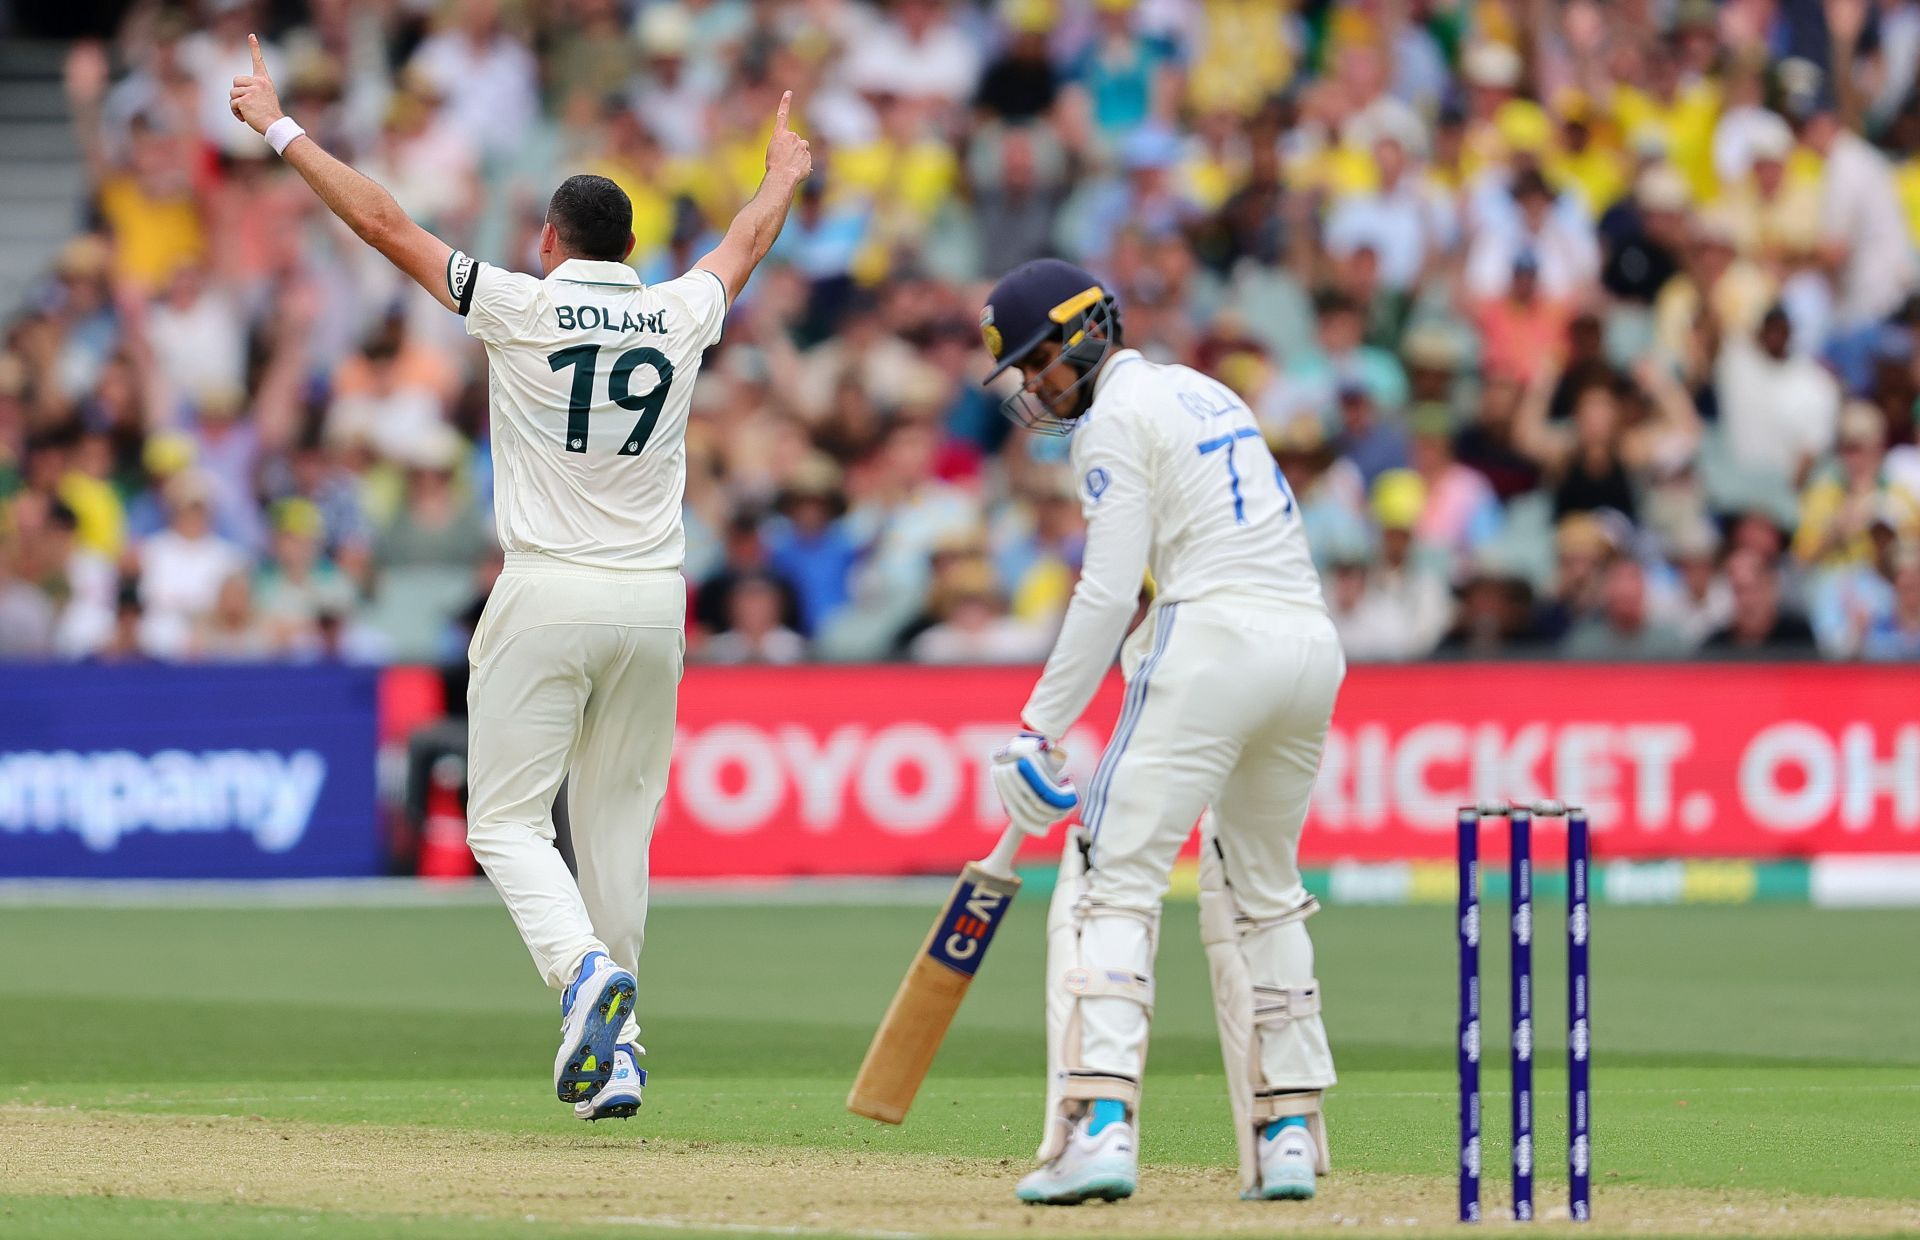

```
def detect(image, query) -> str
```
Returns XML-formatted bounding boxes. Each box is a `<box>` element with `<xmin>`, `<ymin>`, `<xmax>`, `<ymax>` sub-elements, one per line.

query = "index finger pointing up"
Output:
<box><xmin>249</xmin><ymin>33</ymin><xmax>267</xmax><ymax>76</ymax></box>
<box><xmin>775</xmin><ymin>90</ymin><xmax>792</xmax><ymax>132</ymax></box>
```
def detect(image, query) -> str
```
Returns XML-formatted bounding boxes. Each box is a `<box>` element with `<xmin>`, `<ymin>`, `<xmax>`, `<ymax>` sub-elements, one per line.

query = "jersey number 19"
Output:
<box><xmin>548</xmin><ymin>345</ymin><xmax>675</xmax><ymax>456</ymax></box>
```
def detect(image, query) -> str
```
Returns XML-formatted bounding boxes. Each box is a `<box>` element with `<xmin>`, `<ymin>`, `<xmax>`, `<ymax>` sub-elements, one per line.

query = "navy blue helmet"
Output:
<box><xmin>980</xmin><ymin>258</ymin><xmax>1123</xmax><ymax>433</ymax></box>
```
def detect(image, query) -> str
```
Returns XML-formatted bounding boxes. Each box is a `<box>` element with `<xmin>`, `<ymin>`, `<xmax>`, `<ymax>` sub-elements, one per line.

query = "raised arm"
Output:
<box><xmin>695</xmin><ymin>91</ymin><xmax>813</xmax><ymax>304</ymax></box>
<box><xmin>229</xmin><ymin>35</ymin><xmax>458</xmax><ymax>313</ymax></box>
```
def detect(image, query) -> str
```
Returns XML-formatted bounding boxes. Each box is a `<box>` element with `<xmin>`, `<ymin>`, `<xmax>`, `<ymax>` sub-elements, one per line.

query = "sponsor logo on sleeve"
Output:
<box><xmin>448</xmin><ymin>251</ymin><xmax>477</xmax><ymax>314</ymax></box>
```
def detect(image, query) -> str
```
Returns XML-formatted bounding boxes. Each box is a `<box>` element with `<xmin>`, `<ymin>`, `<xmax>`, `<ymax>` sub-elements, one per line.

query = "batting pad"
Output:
<box><xmin>1037</xmin><ymin>828</ymin><xmax>1158</xmax><ymax>1163</ymax></box>
<box><xmin>1198</xmin><ymin>831</ymin><xmax>1335</xmax><ymax>1191</ymax></box>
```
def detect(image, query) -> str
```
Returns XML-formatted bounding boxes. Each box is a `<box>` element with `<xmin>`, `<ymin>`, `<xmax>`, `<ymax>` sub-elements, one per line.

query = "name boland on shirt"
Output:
<box><xmin>447</xmin><ymin>252</ymin><xmax>726</xmax><ymax>570</ymax></box>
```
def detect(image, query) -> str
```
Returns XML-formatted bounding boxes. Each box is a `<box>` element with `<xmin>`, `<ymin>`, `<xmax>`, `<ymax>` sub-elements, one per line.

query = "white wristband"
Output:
<box><xmin>264</xmin><ymin>116</ymin><xmax>305</xmax><ymax>156</ymax></box>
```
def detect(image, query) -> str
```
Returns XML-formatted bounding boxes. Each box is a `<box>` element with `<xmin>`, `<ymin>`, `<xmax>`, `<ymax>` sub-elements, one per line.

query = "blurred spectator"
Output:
<box><xmin>1808</xmin><ymin>511</ymin><xmax>1905</xmax><ymax>657</ymax></box>
<box><xmin>1324</xmin><ymin>128</ymin><xmax>1455</xmax><ymax>293</ymax></box>
<box><xmin>1797</xmin><ymin>80</ymin><xmax>1919</xmax><ymax>385</ymax></box>
<box><xmin>1561</xmin><ymin>556</ymin><xmax>1694</xmax><ymax>658</ymax></box>
<box><xmin>1704</xmin><ymin>548</ymin><xmax>1817</xmax><ymax>653</ymax></box>
<box><xmin>1517</xmin><ymin>360</ymin><xmax>1699</xmax><ymax>522</ymax></box>
<box><xmin>407</xmin><ymin>0</ymin><xmax>539</xmax><ymax>162</ymax></box>
<box><xmin>191</xmin><ymin>572</ymin><xmax>280</xmax><ymax>660</ymax></box>
<box><xmin>908</xmin><ymin>556</ymin><xmax>1049</xmax><ymax>663</ymax></box>
<box><xmin>1794</xmin><ymin>404</ymin><xmax>1920</xmax><ymax>567</ymax></box>
<box><xmin>1406</xmin><ymin>404</ymin><xmax>1499</xmax><ymax>570</ymax></box>
<box><xmin>975</xmin><ymin>3</ymin><xmax>1063</xmax><ymax>122</ymax></box>
<box><xmin>137</xmin><ymin>471</ymin><xmax>245</xmax><ymax>658</ymax></box>
<box><xmin>1861</xmin><ymin>544</ymin><xmax>1920</xmax><ymax>659</ymax></box>
<box><xmin>1648</xmin><ymin>522</ymin><xmax>1734</xmax><ymax>646</ymax></box>
<box><xmin>1538</xmin><ymin>512</ymin><xmax>1619</xmax><ymax>640</ymax></box>
<box><xmin>66</xmin><ymin>45</ymin><xmax>205</xmax><ymax>292</ymax></box>
<box><xmin>843</xmin><ymin>0</ymin><xmax>982</xmax><ymax>106</ymax></box>
<box><xmin>1280</xmin><ymin>290</ymin><xmax>1408</xmax><ymax>426</ymax></box>
<box><xmin>1464</xmin><ymin>168</ymin><xmax>1600</xmax><ymax>302</ymax></box>
<box><xmin>764</xmin><ymin>454</ymin><xmax>856</xmax><ymax>637</ymax></box>
<box><xmin>1439</xmin><ymin>555</ymin><xmax>1544</xmax><ymax>656</ymax></box>
<box><xmin>1327</xmin><ymin>471</ymin><xmax>1452</xmax><ymax>661</ymax></box>
<box><xmin>1599</xmin><ymin>164</ymin><xmax>1687</xmax><ymax>307</ymax></box>
<box><xmin>696</xmin><ymin>510</ymin><xmax>800</xmax><ymax>639</ymax></box>
<box><xmin>1454</xmin><ymin>374</ymin><xmax>1541</xmax><ymax>501</ymax></box>
<box><xmin>1061</xmin><ymin>0</ymin><xmax>1176</xmax><ymax>144</ymax></box>
<box><xmin>0</xmin><ymin>539</ymin><xmax>54</xmax><ymax>658</ymax></box>
<box><xmin>1715</xmin><ymin>306</ymin><xmax>1841</xmax><ymax>487</ymax></box>
<box><xmin>255</xmin><ymin>498</ymin><xmax>355</xmax><ymax>635</ymax></box>
<box><xmin>701</xmin><ymin>572</ymin><xmax>807</xmax><ymax>665</ymax></box>
<box><xmin>1329</xmin><ymin>381</ymin><xmax>1410</xmax><ymax>487</ymax></box>
<box><xmin>971</xmin><ymin>125</ymin><xmax>1071</xmax><ymax>276</ymax></box>
<box><xmin>373</xmin><ymin>429</ymin><xmax>490</xmax><ymax>573</ymax></box>
<box><xmin>1473</xmin><ymin>253</ymin><xmax>1573</xmax><ymax>386</ymax></box>
<box><xmin>1652</xmin><ymin>211</ymin><xmax>1777</xmax><ymax>386</ymax></box>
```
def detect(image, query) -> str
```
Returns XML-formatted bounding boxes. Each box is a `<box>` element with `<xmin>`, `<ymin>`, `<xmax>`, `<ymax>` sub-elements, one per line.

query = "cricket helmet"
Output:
<box><xmin>979</xmin><ymin>258</ymin><xmax>1123</xmax><ymax>433</ymax></box>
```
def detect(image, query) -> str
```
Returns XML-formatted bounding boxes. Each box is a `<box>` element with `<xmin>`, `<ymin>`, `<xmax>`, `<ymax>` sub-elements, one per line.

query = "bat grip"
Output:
<box><xmin>977</xmin><ymin>824</ymin><xmax>1025</xmax><ymax>879</ymax></box>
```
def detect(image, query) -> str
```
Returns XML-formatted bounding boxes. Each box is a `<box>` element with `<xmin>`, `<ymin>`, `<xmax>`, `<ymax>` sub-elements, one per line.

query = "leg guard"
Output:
<box><xmin>1038</xmin><ymin>828</ymin><xmax>1159</xmax><ymax>1162</ymax></box>
<box><xmin>1199</xmin><ymin>833</ymin><xmax>1335</xmax><ymax>1193</ymax></box>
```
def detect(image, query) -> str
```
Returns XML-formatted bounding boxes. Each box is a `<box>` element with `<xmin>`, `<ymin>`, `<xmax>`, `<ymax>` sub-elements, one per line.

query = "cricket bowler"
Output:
<box><xmin>230</xmin><ymin>38</ymin><xmax>811</xmax><ymax>1118</ymax></box>
<box><xmin>981</xmin><ymin>259</ymin><xmax>1345</xmax><ymax>1204</ymax></box>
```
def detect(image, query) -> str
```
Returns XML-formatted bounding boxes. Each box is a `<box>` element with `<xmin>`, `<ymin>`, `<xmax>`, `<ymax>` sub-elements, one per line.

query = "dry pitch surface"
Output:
<box><xmin>6</xmin><ymin>1106</ymin><xmax>1919</xmax><ymax>1239</ymax></box>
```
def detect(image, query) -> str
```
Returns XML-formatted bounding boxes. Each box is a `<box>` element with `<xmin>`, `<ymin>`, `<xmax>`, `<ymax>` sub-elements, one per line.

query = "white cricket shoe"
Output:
<box><xmin>574</xmin><ymin>1043</ymin><xmax>647</xmax><ymax>1121</ymax></box>
<box><xmin>1016</xmin><ymin>1116</ymin><xmax>1138</xmax><ymax>1205</ymax></box>
<box><xmin>1250</xmin><ymin>1120</ymin><xmax>1318</xmax><ymax>1200</ymax></box>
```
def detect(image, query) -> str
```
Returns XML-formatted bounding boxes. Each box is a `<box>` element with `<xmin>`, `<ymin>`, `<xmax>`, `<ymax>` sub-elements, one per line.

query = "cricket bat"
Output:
<box><xmin>847</xmin><ymin>826</ymin><xmax>1026</xmax><ymax>1124</ymax></box>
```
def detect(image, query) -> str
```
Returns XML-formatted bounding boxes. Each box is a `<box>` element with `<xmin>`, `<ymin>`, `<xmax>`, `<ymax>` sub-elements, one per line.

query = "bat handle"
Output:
<box><xmin>977</xmin><ymin>824</ymin><xmax>1026</xmax><ymax>879</ymax></box>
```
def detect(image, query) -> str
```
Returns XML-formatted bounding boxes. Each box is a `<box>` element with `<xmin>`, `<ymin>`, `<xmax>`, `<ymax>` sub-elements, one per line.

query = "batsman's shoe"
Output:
<box><xmin>1016</xmin><ymin>1118</ymin><xmax>1137</xmax><ymax>1205</ymax></box>
<box><xmin>555</xmin><ymin>950</ymin><xmax>636</xmax><ymax>1104</ymax></box>
<box><xmin>1249</xmin><ymin>1119</ymin><xmax>1318</xmax><ymax>1201</ymax></box>
<box><xmin>574</xmin><ymin>1042</ymin><xmax>647</xmax><ymax>1121</ymax></box>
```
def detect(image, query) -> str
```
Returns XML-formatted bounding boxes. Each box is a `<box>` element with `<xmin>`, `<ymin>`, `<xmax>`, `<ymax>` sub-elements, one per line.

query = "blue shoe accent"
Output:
<box><xmin>1088</xmin><ymin>1099</ymin><xmax>1127</xmax><ymax>1136</ymax></box>
<box><xmin>1254</xmin><ymin>1115</ymin><xmax>1318</xmax><ymax>1201</ymax></box>
<box><xmin>555</xmin><ymin>952</ymin><xmax>636</xmax><ymax>1104</ymax></box>
<box><xmin>562</xmin><ymin>951</ymin><xmax>612</xmax><ymax>1014</ymax></box>
<box><xmin>578</xmin><ymin>1044</ymin><xmax>647</xmax><ymax>1121</ymax></box>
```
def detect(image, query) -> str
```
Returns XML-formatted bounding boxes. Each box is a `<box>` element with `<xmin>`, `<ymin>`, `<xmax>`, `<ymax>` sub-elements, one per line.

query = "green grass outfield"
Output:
<box><xmin>1</xmin><ymin>893</ymin><xmax>1916</xmax><ymax>1238</ymax></box>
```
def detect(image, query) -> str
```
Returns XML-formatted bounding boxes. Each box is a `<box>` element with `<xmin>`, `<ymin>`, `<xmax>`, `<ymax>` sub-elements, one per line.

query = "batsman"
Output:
<box><xmin>981</xmin><ymin>260</ymin><xmax>1346</xmax><ymax>1205</ymax></box>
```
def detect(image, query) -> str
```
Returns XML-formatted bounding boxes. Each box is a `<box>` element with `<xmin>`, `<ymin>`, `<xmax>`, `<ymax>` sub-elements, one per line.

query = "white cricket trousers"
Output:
<box><xmin>465</xmin><ymin>553</ymin><xmax>684</xmax><ymax>1021</ymax></box>
<box><xmin>1076</xmin><ymin>594</ymin><xmax>1345</xmax><ymax>1088</ymax></box>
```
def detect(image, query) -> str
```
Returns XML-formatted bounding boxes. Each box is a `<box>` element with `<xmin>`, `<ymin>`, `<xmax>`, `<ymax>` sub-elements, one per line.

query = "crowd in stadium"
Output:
<box><xmin>4</xmin><ymin>0</ymin><xmax>1920</xmax><ymax>665</ymax></box>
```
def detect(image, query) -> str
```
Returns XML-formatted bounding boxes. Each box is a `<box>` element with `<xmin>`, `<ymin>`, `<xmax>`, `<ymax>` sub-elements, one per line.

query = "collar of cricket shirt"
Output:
<box><xmin>547</xmin><ymin>258</ymin><xmax>643</xmax><ymax>288</ymax></box>
<box><xmin>1092</xmin><ymin>348</ymin><xmax>1145</xmax><ymax>402</ymax></box>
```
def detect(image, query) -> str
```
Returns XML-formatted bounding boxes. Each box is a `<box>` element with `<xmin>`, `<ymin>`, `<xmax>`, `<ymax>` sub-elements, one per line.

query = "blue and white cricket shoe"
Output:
<box><xmin>574</xmin><ymin>1042</ymin><xmax>647</xmax><ymax>1121</ymax></box>
<box><xmin>1250</xmin><ymin>1119</ymin><xmax>1318</xmax><ymax>1201</ymax></box>
<box><xmin>555</xmin><ymin>950</ymin><xmax>636</xmax><ymax>1104</ymax></box>
<box><xmin>1016</xmin><ymin>1118</ymin><xmax>1137</xmax><ymax>1205</ymax></box>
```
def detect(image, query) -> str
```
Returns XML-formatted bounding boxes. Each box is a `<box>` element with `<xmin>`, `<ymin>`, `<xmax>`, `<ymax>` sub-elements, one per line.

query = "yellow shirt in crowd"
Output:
<box><xmin>97</xmin><ymin>175</ymin><xmax>204</xmax><ymax>290</ymax></box>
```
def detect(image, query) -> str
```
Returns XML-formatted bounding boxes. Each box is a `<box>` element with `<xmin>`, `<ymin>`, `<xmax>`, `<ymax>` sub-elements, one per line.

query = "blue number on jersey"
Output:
<box><xmin>1197</xmin><ymin>427</ymin><xmax>1262</xmax><ymax>524</ymax></box>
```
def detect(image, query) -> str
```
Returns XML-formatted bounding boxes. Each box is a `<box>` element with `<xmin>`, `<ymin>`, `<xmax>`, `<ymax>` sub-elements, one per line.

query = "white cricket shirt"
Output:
<box><xmin>1022</xmin><ymin>349</ymin><xmax>1328</xmax><ymax>739</ymax></box>
<box><xmin>448</xmin><ymin>253</ymin><xmax>726</xmax><ymax>570</ymax></box>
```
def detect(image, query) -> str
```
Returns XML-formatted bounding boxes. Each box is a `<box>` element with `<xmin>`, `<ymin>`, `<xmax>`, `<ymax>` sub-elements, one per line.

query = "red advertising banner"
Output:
<box><xmin>654</xmin><ymin>664</ymin><xmax>1920</xmax><ymax>877</ymax></box>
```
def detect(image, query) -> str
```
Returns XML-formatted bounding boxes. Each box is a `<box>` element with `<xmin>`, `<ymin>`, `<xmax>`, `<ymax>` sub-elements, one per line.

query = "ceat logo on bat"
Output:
<box><xmin>927</xmin><ymin>880</ymin><xmax>1009</xmax><ymax>977</ymax></box>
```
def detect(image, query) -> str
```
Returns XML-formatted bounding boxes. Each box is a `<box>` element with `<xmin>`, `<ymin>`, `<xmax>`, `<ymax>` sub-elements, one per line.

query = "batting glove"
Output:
<box><xmin>990</xmin><ymin>730</ymin><xmax>1078</xmax><ymax>836</ymax></box>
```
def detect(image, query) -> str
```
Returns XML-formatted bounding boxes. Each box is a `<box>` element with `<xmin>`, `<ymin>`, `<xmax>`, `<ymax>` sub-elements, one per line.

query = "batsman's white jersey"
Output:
<box><xmin>450</xmin><ymin>253</ymin><xmax>725</xmax><ymax>1027</ymax></box>
<box><xmin>1021</xmin><ymin>348</ymin><xmax>1327</xmax><ymax>740</ymax></box>
<box><xmin>1027</xmin><ymin>349</ymin><xmax>1344</xmax><ymax>1173</ymax></box>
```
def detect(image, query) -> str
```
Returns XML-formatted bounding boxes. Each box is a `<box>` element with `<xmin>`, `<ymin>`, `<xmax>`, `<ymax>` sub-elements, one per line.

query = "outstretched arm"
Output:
<box><xmin>695</xmin><ymin>91</ymin><xmax>813</xmax><ymax>304</ymax></box>
<box><xmin>230</xmin><ymin>35</ymin><xmax>457</xmax><ymax>313</ymax></box>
